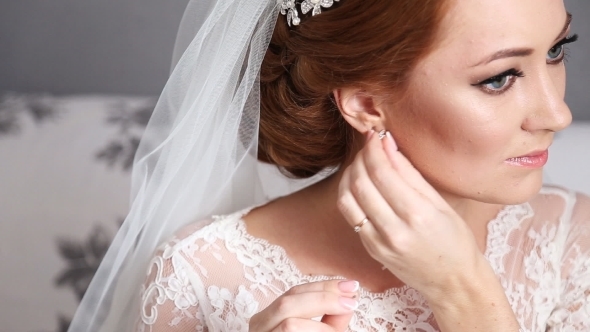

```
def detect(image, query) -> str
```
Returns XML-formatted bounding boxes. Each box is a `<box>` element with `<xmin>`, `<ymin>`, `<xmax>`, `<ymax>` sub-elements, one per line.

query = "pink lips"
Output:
<box><xmin>505</xmin><ymin>150</ymin><xmax>549</xmax><ymax>168</ymax></box>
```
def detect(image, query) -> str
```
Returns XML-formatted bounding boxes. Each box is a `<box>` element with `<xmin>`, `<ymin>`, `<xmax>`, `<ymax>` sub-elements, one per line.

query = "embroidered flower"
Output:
<box><xmin>224</xmin><ymin>312</ymin><xmax>249</xmax><ymax>332</ymax></box>
<box><xmin>397</xmin><ymin>288</ymin><xmax>425</xmax><ymax>308</ymax></box>
<box><xmin>206</xmin><ymin>286</ymin><xmax>256</xmax><ymax>331</ymax></box>
<box><xmin>161</xmin><ymin>255</ymin><xmax>196</xmax><ymax>310</ymax></box>
<box><xmin>234</xmin><ymin>286</ymin><xmax>259</xmax><ymax>318</ymax></box>
<box><xmin>160</xmin><ymin>238</ymin><xmax>179</xmax><ymax>259</ymax></box>
<box><xmin>165</xmin><ymin>273</ymin><xmax>198</xmax><ymax>309</ymax></box>
<box><xmin>208</xmin><ymin>286</ymin><xmax>234</xmax><ymax>309</ymax></box>
<box><xmin>252</xmin><ymin>265</ymin><xmax>274</xmax><ymax>285</ymax></box>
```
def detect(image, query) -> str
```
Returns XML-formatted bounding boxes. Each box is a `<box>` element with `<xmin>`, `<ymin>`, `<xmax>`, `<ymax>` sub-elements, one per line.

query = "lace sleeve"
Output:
<box><xmin>546</xmin><ymin>193</ymin><xmax>590</xmax><ymax>331</ymax></box>
<box><xmin>136</xmin><ymin>240</ymin><xmax>207</xmax><ymax>332</ymax></box>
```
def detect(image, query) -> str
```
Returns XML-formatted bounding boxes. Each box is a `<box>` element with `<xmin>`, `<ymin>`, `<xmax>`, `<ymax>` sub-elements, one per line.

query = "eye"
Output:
<box><xmin>547</xmin><ymin>44</ymin><xmax>565</xmax><ymax>62</ymax></box>
<box><xmin>473</xmin><ymin>68</ymin><xmax>525</xmax><ymax>95</ymax></box>
<box><xmin>547</xmin><ymin>34</ymin><xmax>579</xmax><ymax>64</ymax></box>
<box><xmin>485</xmin><ymin>75</ymin><xmax>510</xmax><ymax>90</ymax></box>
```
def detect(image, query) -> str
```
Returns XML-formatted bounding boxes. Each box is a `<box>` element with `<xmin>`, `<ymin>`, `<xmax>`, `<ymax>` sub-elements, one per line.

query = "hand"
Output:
<box><xmin>337</xmin><ymin>130</ymin><xmax>488</xmax><ymax>302</ymax></box>
<box><xmin>249</xmin><ymin>279</ymin><xmax>358</xmax><ymax>331</ymax></box>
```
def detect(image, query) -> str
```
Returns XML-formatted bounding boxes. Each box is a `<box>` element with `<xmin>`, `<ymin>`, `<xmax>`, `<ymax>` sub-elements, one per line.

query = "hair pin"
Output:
<box><xmin>279</xmin><ymin>0</ymin><xmax>340</xmax><ymax>27</ymax></box>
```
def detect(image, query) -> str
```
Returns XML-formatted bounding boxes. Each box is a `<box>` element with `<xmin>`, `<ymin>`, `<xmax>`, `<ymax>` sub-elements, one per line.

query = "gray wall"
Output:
<box><xmin>564</xmin><ymin>0</ymin><xmax>590</xmax><ymax>121</ymax></box>
<box><xmin>0</xmin><ymin>0</ymin><xmax>190</xmax><ymax>95</ymax></box>
<box><xmin>0</xmin><ymin>0</ymin><xmax>589</xmax><ymax>120</ymax></box>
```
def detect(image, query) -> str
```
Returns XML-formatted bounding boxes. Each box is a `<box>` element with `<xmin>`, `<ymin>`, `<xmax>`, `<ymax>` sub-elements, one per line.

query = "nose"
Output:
<box><xmin>521</xmin><ymin>68</ymin><xmax>572</xmax><ymax>133</ymax></box>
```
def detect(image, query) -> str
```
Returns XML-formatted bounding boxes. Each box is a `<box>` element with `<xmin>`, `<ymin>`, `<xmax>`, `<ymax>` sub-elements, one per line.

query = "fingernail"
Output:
<box><xmin>339</xmin><ymin>296</ymin><xmax>359</xmax><ymax>310</ymax></box>
<box><xmin>338</xmin><ymin>280</ymin><xmax>360</xmax><ymax>292</ymax></box>
<box><xmin>386</xmin><ymin>131</ymin><xmax>398</xmax><ymax>151</ymax></box>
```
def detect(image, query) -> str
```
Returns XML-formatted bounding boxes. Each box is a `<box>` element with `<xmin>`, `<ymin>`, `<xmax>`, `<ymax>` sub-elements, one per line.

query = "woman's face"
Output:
<box><xmin>387</xmin><ymin>0</ymin><xmax>574</xmax><ymax>204</ymax></box>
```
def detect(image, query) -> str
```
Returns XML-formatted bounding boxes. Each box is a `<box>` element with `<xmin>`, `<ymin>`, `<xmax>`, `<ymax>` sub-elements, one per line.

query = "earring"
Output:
<box><xmin>378</xmin><ymin>129</ymin><xmax>387</xmax><ymax>140</ymax></box>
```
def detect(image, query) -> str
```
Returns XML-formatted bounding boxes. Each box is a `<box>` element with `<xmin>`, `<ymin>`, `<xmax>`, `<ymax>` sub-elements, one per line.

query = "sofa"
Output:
<box><xmin>0</xmin><ymin>92</ymin><xmax>588</xmax><ymax>332</ymax></box>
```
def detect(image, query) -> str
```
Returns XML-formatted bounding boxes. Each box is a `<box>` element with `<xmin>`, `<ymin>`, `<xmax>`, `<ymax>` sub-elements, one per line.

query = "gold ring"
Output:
<box><xmin>354</xmin><ymin>217</ymin><xmax>369</xmax><ymax>233</ymax></box>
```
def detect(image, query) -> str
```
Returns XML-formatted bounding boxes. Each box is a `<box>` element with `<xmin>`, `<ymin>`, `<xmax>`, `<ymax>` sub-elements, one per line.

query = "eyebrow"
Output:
<box><xmin>471</xmin><ymin>12</ymin><xmax>573</xmax><ymax>67</ymax></box>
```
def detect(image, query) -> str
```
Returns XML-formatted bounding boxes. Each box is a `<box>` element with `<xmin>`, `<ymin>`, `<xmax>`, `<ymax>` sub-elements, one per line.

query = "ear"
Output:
<box><xmin>333</xmin><ymin>88</ymin><xmax>386</xmax><ymax>134</ymax></box>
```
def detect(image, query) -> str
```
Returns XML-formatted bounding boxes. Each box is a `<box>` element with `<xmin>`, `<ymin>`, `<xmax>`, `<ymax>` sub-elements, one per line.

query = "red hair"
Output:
<box><xmin>259</xmin><ymin>0</ymin><xmax>450</xmax><ymax>178</ymax></box>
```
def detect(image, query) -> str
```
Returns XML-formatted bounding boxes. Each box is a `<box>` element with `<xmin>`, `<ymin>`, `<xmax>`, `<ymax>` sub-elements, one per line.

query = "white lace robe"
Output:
<box><xmin>136</xmin><ymin>186</ymin><xmax>590</xmax><ymax>331</ymax></box>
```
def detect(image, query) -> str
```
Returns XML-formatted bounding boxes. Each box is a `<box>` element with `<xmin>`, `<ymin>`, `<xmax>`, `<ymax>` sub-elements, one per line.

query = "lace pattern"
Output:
<box><xmin>137</xmin><ymin>186</ymin><xmax>590</xmax><ymax>331</ymax></box>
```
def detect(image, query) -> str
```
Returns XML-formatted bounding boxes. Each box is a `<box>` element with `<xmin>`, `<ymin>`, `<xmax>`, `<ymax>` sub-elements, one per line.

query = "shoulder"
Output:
<box><xmin>141</xmin><ymin>208</ymin><xmax>255</xmax><ymax>293</ymax></box>
<box><xmin>569</xmin><ymin>191</ymin><xmax>590</xmax><ymax>227</ymax></box>
<box><xmin>563</xmin><ymin>189</ymin><xmax>590</xmax><ymax>248</ymax></box>
<box><xmin>525</xmin><ymin>185</ymin><xmax>590</xmax><ymax>248</ymax></box>
<box><xmin>535</xmin><ymin>185</ymin><xmax>590</xmax><ymax>222</ymax></box>
<box><xmin>137</xmin><ymin>209</ymin><xmax>253</xmax><ymax>328</ymax></box>
<box><xmin>530</xmin><ymin>190</ymin><xmax>590</xmax><ymax>330</ymax></box>
<box><xmin>153</xmin><ymin>208</ymin><xmax>253</xmax><ymax>259</ymax></box>
<box><xmin>534</xmin><ymin>184</ymin><xmax>590</xmax><ymax>252</ymax></box>
<box><xmin>141</xmin><ymin>208</ymin><xmax>254</xmax><ymax>285</ymax></box>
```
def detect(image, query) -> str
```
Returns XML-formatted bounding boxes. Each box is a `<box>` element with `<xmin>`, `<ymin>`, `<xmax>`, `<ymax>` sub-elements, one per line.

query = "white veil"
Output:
<box><xmin>68</xmin><ymin>0</ymin><xmax>321</xmax><ymax>330</ymax></box>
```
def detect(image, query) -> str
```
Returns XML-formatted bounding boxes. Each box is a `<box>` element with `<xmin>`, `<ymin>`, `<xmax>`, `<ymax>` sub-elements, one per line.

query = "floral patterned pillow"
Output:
<box><xmin>0</xmin><ymin>93</ymin><xmax>155</xmax><ymax>332</ymax></box>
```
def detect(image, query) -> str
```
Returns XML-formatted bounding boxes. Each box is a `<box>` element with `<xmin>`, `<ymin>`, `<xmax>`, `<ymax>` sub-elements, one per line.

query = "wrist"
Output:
<box><xmin>423</xmin><ymin>255</ymin><xmax>497</xmax><ymax>305</ymax></box>
<box><xmin>424</xmin><ymin>258</ymin><xmax>520</xmax><ymax>332</ymax></box>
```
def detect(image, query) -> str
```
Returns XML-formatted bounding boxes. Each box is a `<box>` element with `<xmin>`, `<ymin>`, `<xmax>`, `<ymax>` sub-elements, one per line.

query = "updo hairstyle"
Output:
<box><xmin>258</xmin><ymin>0</ymin><xmax>450</xmax><ymax>178</ymax></box>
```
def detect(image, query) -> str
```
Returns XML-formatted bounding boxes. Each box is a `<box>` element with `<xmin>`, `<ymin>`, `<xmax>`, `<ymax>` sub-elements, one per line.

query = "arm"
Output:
<box><xmin>338</xmin><ymin>131</ymin><xmax>520</xmax><ymax>332</ymax></box>
<box><xmin>427</xmin><ymin>258</ymin><xmax>520</xmax><ymax>332</ymax></box>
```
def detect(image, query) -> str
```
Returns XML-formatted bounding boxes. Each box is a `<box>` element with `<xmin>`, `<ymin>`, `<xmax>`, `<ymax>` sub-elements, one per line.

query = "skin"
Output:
<box><xmin>247</xmin><ymin>0</ymin><xmax>573</xmax><ymax>330</ymax></box>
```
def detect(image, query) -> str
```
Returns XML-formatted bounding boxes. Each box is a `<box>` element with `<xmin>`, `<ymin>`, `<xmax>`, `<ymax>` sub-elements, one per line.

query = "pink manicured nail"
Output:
<box><xmin>386</xmin><ymin>131</ymin><xmax>398</xmax><ymax>151</ymax></box>
<box><xmin>339</xmin><ymin>296</ymin><xmax>359</xmax><ymax>310</ymax></box>
<box><xmin>338</xmin><ymin>280</ymin><xmax>360</xmax><ymax>292</ymax></box>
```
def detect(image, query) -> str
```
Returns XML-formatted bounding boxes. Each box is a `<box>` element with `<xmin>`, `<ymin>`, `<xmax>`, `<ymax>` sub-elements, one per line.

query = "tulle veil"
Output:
<box><xmin>68</xmin><ymin>0</ymin><xmax>322</xmax><ymax>330</ymax></box>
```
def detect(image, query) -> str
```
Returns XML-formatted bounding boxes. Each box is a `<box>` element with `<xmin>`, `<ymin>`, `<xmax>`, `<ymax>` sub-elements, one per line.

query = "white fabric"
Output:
<box><xmin>69</xmin><ymin>0</ymin><xmax>321</xmax><ymax>330</ymax></box>
<box><xmin>137</xmin><ymin>186</ymin><xmax>590</xmax><ymax>331</ymax></box>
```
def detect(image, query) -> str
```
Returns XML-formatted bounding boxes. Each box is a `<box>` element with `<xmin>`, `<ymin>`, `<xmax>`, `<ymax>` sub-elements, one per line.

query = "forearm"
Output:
<box><xmin>427</xmin><ymin>261</ymin><xmax>520</xmax><ymax>332</ymax></box>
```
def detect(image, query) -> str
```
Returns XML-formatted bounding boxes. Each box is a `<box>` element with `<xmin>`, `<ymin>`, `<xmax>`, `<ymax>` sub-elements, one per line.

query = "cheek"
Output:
<box><xmin>398</xmin><ymin>94</ymin><xmax>513</xmax><ymax>160</ymax></box>
<box><xmin>390</xmin><ymin>92</ymin><xmax>518</xmax><ymax>193</ymax></box>
<box><xmin>551</xmin><ymin>64</ymin><xmax>567</xmax><ymax>98</ymax></box>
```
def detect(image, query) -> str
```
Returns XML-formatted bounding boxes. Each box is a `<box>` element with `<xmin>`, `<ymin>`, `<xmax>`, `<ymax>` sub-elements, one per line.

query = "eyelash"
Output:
<box><xmin>475</xmin><ymin>69</ymin><xmax>525</xmax><ymax>95</ymax></box>
<box><xmin>474</xmin><ymin>34</ymin><xmax>579</xmax><ymax>95</ymax></box>
<box><xmin>548</xmin><ymin>34</ymin><xmax>578</xmax><ymax>64</ymax></box>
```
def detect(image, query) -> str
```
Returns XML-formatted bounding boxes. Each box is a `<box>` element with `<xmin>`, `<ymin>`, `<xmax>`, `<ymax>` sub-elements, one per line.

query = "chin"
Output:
<box><xmin>452</xmin><ymin>168</ymin><xmax>545</xmax><ymax>206</ymax></box>
<box><xmin>431</xmin><ymin>166</ymin><xmax>545</xmax><ymax>206</ymax></box>
<box><xmin>493</xmin><ymin>168</ymin><xmax>545</xmax><ymax>205</ymax></box>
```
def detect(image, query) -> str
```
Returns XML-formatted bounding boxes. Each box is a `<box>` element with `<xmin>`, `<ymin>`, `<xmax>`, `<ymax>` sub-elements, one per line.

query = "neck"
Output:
<box><xmin>245</xmin><ymin>161</ymin><xmax>504</xmax><ymax>288</ymax></box>
<box><xmin>298</xmin><ymin>165</ymin><xmax>504</xmax><ymax>239</ymax></box>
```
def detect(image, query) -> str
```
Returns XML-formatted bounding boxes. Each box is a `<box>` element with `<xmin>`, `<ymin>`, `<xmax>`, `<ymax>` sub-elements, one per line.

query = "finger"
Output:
<box><xmin>338</xmin><ymin>162</ymin><xmax>400</xmax><ymax>239</ymax></box>
<box><xmin>362</xmin><ymin>133</ymin><xmax>435</xmax><ymax>223</ymax></box>
<box><xmin>286</xmin><ymin>279</ymin><xmax>359</xmax><ymax>297</ymax></box>
<box><xmin>382</xmin><ymin>132</ymin><xmax>449</xmax><ymax>209</ymax></box>
<box><xmin>321</xmin><ymin>312</ymin><xmax>354</xmax><ymax>332</ymax></box>
<box><xmin>345</xmin><ymin>140</ymin><xmax>409</xmax><ymax>235</ymax></box>
<box><xmin>256</xmin><ymin>291</ymin><xmax>357</xmax><ymax>331</ymax></box>
<box><xmin>271</xmin><ymin>317</ymin><xmax>336</xmax><ymax>332</ymax></box>
<box><xmin>339</xmin><ymin>165</ymin><xmax>404</xmax><ymax>261</ymax></box>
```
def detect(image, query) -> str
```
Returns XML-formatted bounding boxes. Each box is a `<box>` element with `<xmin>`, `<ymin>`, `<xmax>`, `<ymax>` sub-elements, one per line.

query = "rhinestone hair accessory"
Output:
<box><xmin>279</xmin><ymin>0</ymin><xmax>340</xmax><ymax>27</ymax></box>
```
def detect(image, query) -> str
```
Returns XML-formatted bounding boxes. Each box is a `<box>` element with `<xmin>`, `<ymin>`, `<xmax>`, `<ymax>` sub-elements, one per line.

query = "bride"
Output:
<box><xmin>70</xmin><ymin>0</ymin><xmax>590</xmax><ymax>331</ymax></box>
